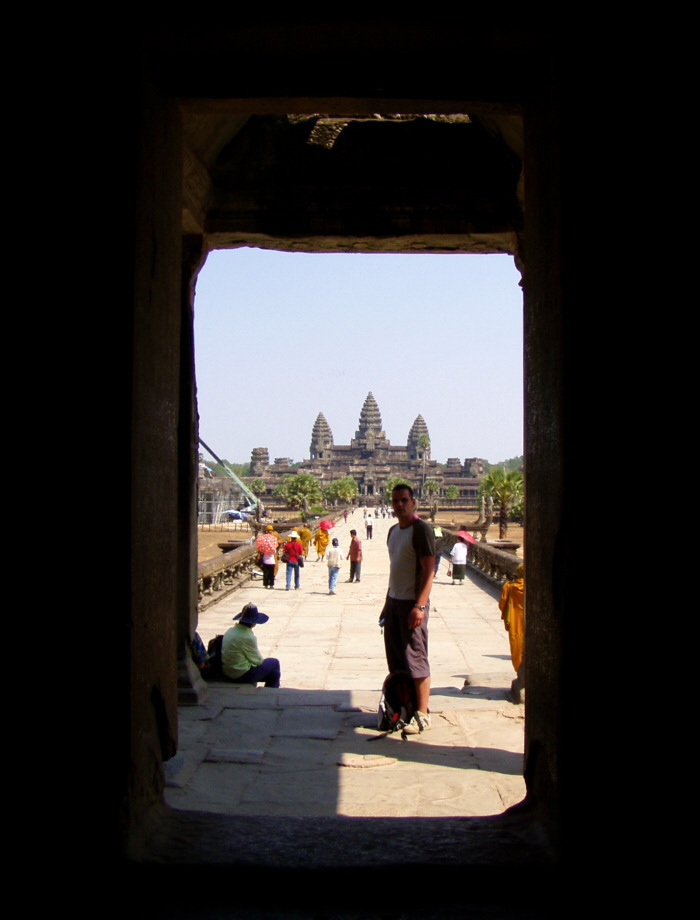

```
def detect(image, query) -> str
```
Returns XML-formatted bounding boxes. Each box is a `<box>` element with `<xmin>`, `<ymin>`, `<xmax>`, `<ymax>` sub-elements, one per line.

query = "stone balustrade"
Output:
<box><xmin>438</xmin><ymin>526</ymin><xmax>522</xmax><ymax>589</ymax></box>
<box><xmin>198</xmin><ymin>541</ymin><xmax>258</xmax><ymax>609</ymax></box>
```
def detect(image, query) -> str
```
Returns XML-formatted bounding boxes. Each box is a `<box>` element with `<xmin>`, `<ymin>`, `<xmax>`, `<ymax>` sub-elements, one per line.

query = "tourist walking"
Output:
<box><xmin>259</xmin><ymin>547</ymin><xmax>276</xmax><ymax>589</ymax></box>
<box><xmin>365</xmin><ymin>512</ymin><xmax>373</xmax><ymax>540</ymax></box>
<box><xmin>448</xmin><ymin>534</ymin><xmax>468</xmax><ymax>585</ymax></box>
<box><xmin>256</xmin><ymin>526</ymin><xmax>281</xmax><ymax>588</ymax></box>
<box><xmin>313</xmin><ymin>526</ymin><xmax>329</xmax><ymax>561</ymax></box>
<box><xmin>265</xmin><ymin>523</ymin><xmax>283</xmax><ymax>581</ymax></box>
<box><xmin>326</xmin><ymin>537</ymin><xmax>344</xmax><ymax>595</ymax></box>
<box><xmin>283</xmin><ymin>530</ymin><xmax>304</xmax><ymax>590</ymax></box>
<box><xmin>297</xmin><ymin>523</ymin><xmax>312</xmax><ymax>558</ymax></box>
<box><xmin>346</xmin><ymin>529</ymin><xmax>363</xmax><ymax>583</ymax></box>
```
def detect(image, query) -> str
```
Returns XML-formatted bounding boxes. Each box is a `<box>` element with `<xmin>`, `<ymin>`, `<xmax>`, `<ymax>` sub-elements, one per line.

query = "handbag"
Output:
<box><xmin>281</xmin><ymin>551</ymin><xmax>290</xmax><ymax>563</ymax></box>
<box><xmin>298</xmin><ymin>555</ymin><xmax>304</xmax><ymax>568</ymax></box>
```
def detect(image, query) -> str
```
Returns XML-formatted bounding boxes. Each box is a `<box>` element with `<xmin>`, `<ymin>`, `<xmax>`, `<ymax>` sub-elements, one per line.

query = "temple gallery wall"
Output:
<box><xmin>246</xmin><ymin>391</ymin><xmax>488</xmax><ymax>502</ymax></box>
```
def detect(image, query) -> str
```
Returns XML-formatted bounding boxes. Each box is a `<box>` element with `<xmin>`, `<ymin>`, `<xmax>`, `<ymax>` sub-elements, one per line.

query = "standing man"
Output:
<box><xmin>380</xmin><ymin>484</ymin><xmax>436</xmax><ymax>733</ymax></box>
<box><xmin>346</xmin><ymin>529</ymin><xmax>363</xmax><ymax>583</ymax></box>
<box><xmin>366</xmin><ymin>511</ymin><xmax>374</xmax><ymax>540</ymax></box>
<box><xmin>326</xmin><ymin>537</ymin><xmax>344</xmax><ymax>595</ymax></box>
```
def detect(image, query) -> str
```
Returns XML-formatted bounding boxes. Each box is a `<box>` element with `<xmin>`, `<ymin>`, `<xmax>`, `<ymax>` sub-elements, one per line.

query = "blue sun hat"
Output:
<box><xmin>233</xmin><ymin>602</ymin><xmax>269</xmax><ymax>625</ymax></box>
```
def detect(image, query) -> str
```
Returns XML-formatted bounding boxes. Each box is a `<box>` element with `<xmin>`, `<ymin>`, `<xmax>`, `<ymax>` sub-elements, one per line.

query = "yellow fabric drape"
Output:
<box><xmin>314</xmin><ymin>529</ymin><xmax>330</xmax><ymax>554</ymax></box>
<box><xmin>269</xmin><ymin>529</ymin><xmax>282</xmax><ymax>575</ymax></box>
<box><xmin>499</xmin><ymin>575</ymin><xmax>524</xmax><ymax>673</ymax></box>
<box><xmin>298</xmin><ymin>526</ymin><xmax>312</xmax><ymax>556</ymax></box>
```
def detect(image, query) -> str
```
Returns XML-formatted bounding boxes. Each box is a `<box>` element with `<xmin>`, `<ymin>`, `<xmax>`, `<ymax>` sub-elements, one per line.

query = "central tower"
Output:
<box><xmin>351</xmin><ymin>392</ymin><xmax>390</xmax><ymax>456</ymax></box>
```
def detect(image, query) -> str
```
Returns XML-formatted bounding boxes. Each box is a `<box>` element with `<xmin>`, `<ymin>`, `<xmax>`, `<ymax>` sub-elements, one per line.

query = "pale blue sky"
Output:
<box><xmin>194</xmin><ymin>247</ymin><xmax>523</xmax><ymax>466</ymax></box>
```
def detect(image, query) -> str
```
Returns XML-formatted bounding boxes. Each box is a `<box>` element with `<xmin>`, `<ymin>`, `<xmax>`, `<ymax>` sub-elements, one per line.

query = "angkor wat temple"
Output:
<box><xmin>249</xmin><ymin>392</ymin><xmax>486</xmax><ymax>502</ymax></box>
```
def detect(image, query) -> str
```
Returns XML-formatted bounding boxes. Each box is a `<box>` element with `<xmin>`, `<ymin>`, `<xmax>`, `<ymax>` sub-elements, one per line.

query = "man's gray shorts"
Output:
<box><xmin>381</xmin><ymin>596</ymin><xmax>430</xmax><ymax>679</ymax></box>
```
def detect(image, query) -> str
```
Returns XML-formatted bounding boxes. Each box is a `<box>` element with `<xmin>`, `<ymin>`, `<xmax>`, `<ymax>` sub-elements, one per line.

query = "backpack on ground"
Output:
<box><xmin>372</xmin><ymin>670</ymin><xmax>418</xmax><ymax>738</ymax></box>
<box><xmin>203</xmin><ymin>634</ymin><xmax>224</xmax><ymax>681</ymax></box>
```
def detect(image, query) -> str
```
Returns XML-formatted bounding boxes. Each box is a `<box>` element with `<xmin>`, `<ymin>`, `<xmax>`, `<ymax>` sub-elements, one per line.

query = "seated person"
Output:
<box><xmin>221</xmin><ymin>602</ymin><xmax>281</xmax><ymax>688</ymax></box>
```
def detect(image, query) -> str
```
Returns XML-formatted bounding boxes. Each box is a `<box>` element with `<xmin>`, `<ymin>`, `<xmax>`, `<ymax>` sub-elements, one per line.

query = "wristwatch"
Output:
<box><xmin>415</xmin><ymin>605</ymin><xmax>427</xmax><ymax>612</ymax></box>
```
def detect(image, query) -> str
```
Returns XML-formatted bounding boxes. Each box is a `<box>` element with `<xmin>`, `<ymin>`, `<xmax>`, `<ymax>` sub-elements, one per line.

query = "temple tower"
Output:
<box><xmin>250</xmin><ymin>447</ymin><xmax>270</xmax><ymax>475</ymax></box>
<box><xmin>351</xmin><ymin>392</ymin><xmax>389</xmax><ymax>455</ymax></box>
<box><xmin>309</xmin><ymin>412</ymin><xmax>334</xmax><ymax>460</ymax></box>
<box><xmin>407</xmin><ymin>414</ymin><xmax>431</xmax><ymax>461</ymax></box>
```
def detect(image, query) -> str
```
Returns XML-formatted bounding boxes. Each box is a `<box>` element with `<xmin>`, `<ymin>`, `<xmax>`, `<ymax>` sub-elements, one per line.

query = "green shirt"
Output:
<box><xmin>221</xmin><ymin>624</ymin><xmax>263</xmax><ymax>679</ymax></box>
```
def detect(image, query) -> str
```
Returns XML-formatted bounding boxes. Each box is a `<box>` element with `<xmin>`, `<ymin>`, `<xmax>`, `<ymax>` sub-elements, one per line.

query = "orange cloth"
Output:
<box><xmin>499</xmin><ymin>573</ymin><xmax>524</xmax><ymax>673</ymax></box>
<box><xmin>297</xmin><ymin>526</ymin><xmax>312</xmax><ymax>556</ymax></box>
<box><xmin>314</xmin><ymin>528</ymin><xmax>329</xmax><ymax>555</ymax></box>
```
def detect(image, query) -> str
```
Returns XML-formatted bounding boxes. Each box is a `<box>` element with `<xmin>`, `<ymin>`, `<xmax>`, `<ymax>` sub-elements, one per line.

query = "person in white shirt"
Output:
<box><xmin>449</xmin><ymin>535</ymin><xmax>469</xmax><ymax>585</ymax></box>
<box><xmin>326</xmin><ymin>537</ymin><xmax>345</xmax><ymax>595</ymax></box>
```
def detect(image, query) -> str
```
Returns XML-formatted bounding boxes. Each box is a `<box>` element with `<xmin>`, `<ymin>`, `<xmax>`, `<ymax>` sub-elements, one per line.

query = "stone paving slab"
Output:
<box><xmin>166</xmin><ymin>515</ymin><xmax>525</xmax><ymax>820</ymax></box>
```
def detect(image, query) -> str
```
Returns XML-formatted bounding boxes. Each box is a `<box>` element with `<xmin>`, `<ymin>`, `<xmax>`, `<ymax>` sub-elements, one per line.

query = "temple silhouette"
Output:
<box><xmin>250</xmin><ymin>392</ymin><xmax>486</xmax><ymax>502</ymax></box>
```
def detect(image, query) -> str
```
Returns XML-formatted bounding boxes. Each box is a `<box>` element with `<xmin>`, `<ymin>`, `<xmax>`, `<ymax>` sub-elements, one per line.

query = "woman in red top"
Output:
<box><xmin>283</xmin><ymin>530</ymin><xmax>304</xmax><ymax>591</ymax></box>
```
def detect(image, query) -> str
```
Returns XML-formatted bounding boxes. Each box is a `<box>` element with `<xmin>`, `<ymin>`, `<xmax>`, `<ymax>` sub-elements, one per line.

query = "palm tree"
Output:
<box><xmin>478</xmin><ymin>468</ymin><xmax>524</xmax><ymax>539</ymax></box>
<box><xmin>423</xmin><ymin>479</ymin><xmax>440</xmax><ymax>521</ymax></box>
<box><xmin>275</xmin><ymin>473</ymin><xmax>323</xmax><ymax>518</ymax></box>
<box><xmin>417</xmin><ymin>433</ymin><xmax>430</xmax><ymax>495</ymax></box>
<box><xmin>324</xmin><ymin>475</ymin><xmax>358</xmax><ymax>507</ymax></box>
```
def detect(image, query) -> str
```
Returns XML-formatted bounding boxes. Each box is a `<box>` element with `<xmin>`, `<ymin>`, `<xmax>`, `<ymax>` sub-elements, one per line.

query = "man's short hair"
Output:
<box><xmin>392</xmin><ymin>483</ymin><xmax>414</xmax><ymax>499</ymax></box>
<box><xmin>350</xmin><ymin>529</ymin><xmax>357</xmax><ymax>536</ymax></box>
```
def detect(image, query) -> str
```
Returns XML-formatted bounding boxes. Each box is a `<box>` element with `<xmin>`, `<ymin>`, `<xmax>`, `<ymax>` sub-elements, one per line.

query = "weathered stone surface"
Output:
<box><xmin>204</xmin><ymin>749</ymin><xmax>265</xmax><ymax>764</ymax></box>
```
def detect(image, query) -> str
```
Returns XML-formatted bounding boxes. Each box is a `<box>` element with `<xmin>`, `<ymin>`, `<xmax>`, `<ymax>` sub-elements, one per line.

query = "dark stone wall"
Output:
<box><xmin>112</xmin><ymin>23</ymin><xmax>620</xmax><ymax>896</ymax></box>
<box><xmin>124</xmin><ymin>70</ymin><xmax>183</xmax><ymax>836</ymax></box>
<box><xmin>522</xmin><ymin>89</ymin><xmax>565</xmax><ymax>854</ymax></box>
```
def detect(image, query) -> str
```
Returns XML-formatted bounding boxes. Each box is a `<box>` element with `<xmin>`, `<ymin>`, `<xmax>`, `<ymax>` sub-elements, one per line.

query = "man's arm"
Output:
<box><xmin>408</xmin><ymin>555</ymin><xmax>435</xmax><ymax>629</ymax></box>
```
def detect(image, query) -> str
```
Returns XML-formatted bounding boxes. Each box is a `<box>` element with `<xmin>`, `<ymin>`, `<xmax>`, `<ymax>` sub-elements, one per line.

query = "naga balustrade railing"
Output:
<box><xmin>437</xmin><ymin>526</ymin><xmax>522</xmax><ymax>589</ymax></box>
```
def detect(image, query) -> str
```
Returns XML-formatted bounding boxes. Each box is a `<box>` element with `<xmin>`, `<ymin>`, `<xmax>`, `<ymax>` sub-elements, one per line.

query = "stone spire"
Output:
<box><xmin>355</xmin><ymin>392</ymin><xmax>385</xmax><ymax>440</ymax></box>
<box><xmin>407</xmin><ymin>414</ymin><xmax>430</xmax><ymax>446</ymax></box>
<box><xmin>250</xmin><ymin>447</ymin><xmax>270</xmax><ymax>475</ymax></box>
<box><xmin>309</xmin><ymin>412</ymin><xmax>334</xmax><ymax>459</ymax></box>
<box><xmin>407</xmin><ymin>415</ymin><xmax>430</xmax><ymax>459</ymax></box>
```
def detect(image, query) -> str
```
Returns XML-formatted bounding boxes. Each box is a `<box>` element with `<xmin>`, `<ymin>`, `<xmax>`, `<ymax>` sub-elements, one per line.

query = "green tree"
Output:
<box><xmin>423</xmin><ymin>479</ymin><xmax>440</xmax><ymax>521</ymax></box>
<box><xmin>275</xmin><ymin>473</ymin><xmax>324</xmax><ymax>517</ymax></box>
<box><xmin>444</xmin><ymin>485</ymin><xmax>459</xmax><ymax>500</ymax></box>
<box><xmin>478</xmin><ymin>468</ymin><xmax>524</xmax><ymax>539</ymax></box>
<box><xmin>248</xmin><ymin>478</ymin><xmax>267</xmax><ymax>496</ymax></box>
<box><xmin>417</xmin><ymin>433</ymin><xmax>430</xmax><ymax>494</ymax></box>
<box><xmin>497</xmin><ymin>455</ymin><xmax>524</xmax><ymax>472</ymax></box>
<box><xmin>324</xmin><ymin>476</ymin><xmax>358</xmax><ymax>506</ymax></box>
<box><xmin>384</xmin><ymin>476</ymin><xmax>413</xmax><ymax>503</ymax></box>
